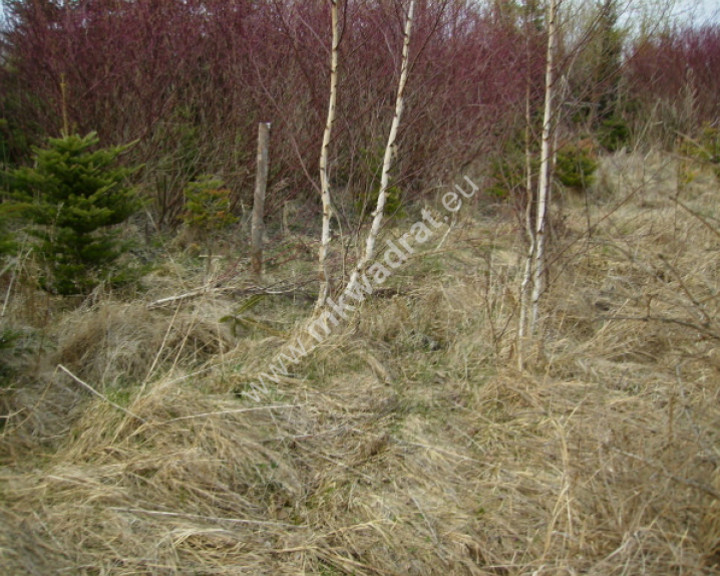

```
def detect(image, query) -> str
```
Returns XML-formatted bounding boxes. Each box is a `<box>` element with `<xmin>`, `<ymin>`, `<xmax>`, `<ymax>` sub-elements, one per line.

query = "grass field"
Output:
<box><xmin>1</xmin><ymin>150</ymin><xmax>720</xmax><ymax>575</ymax></box>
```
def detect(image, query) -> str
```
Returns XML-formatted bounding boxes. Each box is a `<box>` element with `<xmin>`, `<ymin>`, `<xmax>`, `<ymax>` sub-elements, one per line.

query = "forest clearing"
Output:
<box><xmin>1</xmin><ymin>0</ymin><xmax>720</xmax><ymax>574</ymax></box>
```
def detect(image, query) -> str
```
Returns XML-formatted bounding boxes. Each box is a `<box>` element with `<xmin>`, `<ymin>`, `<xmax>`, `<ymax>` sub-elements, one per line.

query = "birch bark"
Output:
<box><xmin>316</xmin><ymin>0</ymin><xmax>340</xmax><ymax>311</ymax></box>
<box><xmin>530</xmin><ymin>0</ymin><xmax>558</xmax><ymax>335</ymax></box>
<box><xmin>344</xmin><ymin>0</ymin><xmax>416</xmax><ymax>294</ymax></box>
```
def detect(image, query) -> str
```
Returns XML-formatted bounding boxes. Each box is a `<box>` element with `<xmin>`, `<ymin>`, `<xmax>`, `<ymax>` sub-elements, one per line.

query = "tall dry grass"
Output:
<box><xmin>1</xmin><ymin>151</ymin><xmax>720</xmax><ymax>574</ymax></box>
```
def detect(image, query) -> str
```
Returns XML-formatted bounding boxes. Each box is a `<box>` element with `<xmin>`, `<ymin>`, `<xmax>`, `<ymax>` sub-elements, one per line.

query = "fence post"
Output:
<box><xmin>251</xmin><ymin>122</ymin><xmax>270</xmax><ymax>277</ymax></box>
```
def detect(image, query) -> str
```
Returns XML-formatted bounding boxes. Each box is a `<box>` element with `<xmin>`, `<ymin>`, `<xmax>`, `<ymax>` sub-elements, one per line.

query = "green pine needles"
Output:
<box><xmin>10</xmin><ymin>132</ymin><xmax>141</xmax><ymax>294</ymax></box>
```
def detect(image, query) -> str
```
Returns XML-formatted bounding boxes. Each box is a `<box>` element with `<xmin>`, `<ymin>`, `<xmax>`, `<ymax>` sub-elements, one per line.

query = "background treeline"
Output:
<box><xmin>0</xmin><ymin>0</ymin><xmax>718</xmax><ymax>230</ymax></box>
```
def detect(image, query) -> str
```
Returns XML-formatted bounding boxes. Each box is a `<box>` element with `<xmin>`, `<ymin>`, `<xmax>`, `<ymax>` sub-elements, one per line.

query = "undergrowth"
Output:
<box><xmin>1</xmin><ymin>150</ymin><xmax>719</xmax><ymax>575</ymax></box>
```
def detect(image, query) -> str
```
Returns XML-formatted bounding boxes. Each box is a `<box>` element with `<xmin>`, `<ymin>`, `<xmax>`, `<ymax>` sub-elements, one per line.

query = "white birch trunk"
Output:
<box><xmin>316</xmin><ymin>0</ymin><xmax>340</xmax><ymax>311</ymax></box>
<box><xmin>530</xmin><ymin>0</ymin><xmax>558</xmax><ymax>335</ymax></box>
<box><xmin>518</xmin><ymin>77</ymin><xmax>535</xmax><ymax>370</ymax></box>
<box><xmin>345</xmin><ymin>0</ymin><xmax>415</xmax><ymax>293</ymax></box>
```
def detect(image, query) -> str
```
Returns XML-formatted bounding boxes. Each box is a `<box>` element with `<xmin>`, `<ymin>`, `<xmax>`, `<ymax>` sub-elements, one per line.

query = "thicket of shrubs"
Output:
<box><xmin>0</xmin><ymin>1</ymin><xmax>718</xmax><ymax>261</ymax></box>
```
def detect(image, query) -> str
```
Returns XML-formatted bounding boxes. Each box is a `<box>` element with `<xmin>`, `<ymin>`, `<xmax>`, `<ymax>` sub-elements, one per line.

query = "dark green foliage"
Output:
<box><xmin>0</xmin><ymin>119</ymin><xmax>10</xmax><ymax>170</ymax></box>
<box><xmin>9</xmin><ymin>132</ymin><xmax>141</xmax><ymax>294</ymax></box>
<box><xmin>0</xmin><ymin>202</ymin><xmax>26</xmax><ymax>257</ymax></box>
<box><xmin>488</xmin><ymin>150</ymin><xmax>533</xmax><ymax>200</ymax></box>
<box><xmin>359</xmin><ymin>183</ymin><xmax>404</xmax><ymax>219</ymax></box>
<box><xmin>678</xmin><ymin>124</ymin><xmax>720</xmax><ymax>182</ymax></box>
<box><xmin>487</xmin><ymin>128</ymin><xmax>540</xmax><ymax>201</ymax></box>
<box><xmin>0</xmin><ymin>83</ymin><xmax>36</xmax><ymax>167</ymax></box>
<box><xmin>594</xmin><ymin>1</ymin><xmax>623</xmax><ymax>123</ymax></box>
<box><xmin>181</xmin><ymin>175</ymin><xmax>237</xmax><ymax>239</ymax></box>
<box><xmin>0</xmin><ymin>327</ymin><xmax>21</xmax><ymax>393</ymax></box>
<box><xmin>556</xmin><ymin>142</ymin><xmax>598</xmax><ymax>191</ymax></box>
<box><xmin>691</xmin><ymin>125</ymin><xmax>719</xmax><ymax>172</ymax></box>
<box><xmin>489</xmin><ymin>135</ymin><xmax>599</xmax><ymax>198</ymax></box>
<box><xmin>598</xmin><ymin>116</ymin><xmax>630</xmax><ymax>152</ymax></box>
<box><xmin>355</xmin><ymin>146</ymin><xmax>404</xmax><ymax>218</ymax></box>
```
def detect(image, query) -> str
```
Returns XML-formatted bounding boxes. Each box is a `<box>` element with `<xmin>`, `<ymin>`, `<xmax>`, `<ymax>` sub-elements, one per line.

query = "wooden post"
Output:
<box><xmin>60</xmin><ymin>73</ymin><xmax>70</xmax><ymax>137</ymax></box>
<box><xmin>251</xmin><ymin>122</ymin><xmax>270</xmax><ymax>277</ymax></box>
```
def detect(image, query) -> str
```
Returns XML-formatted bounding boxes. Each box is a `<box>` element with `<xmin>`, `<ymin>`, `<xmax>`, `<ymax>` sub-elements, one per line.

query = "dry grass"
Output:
<box><xmin>1</xmin><ymin>151</ymin><xmax>720</xmax><ymax>574</ymax></box>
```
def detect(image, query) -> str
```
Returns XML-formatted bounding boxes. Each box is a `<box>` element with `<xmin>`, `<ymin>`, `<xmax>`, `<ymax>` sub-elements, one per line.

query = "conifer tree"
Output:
<box><xmin>10</xmin><ymin>132</ymin><xmax>140</xmax><ymax>294</ymax></box>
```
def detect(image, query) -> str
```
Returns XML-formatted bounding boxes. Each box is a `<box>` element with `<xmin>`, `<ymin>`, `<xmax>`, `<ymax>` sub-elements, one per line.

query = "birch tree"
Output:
<box><xmin>344</xmin><ymin>0</ymin><xmax>416</xmax><ymax>295</ymax></box>
<box><xmin>518</xmin><ymin>0</ymin><xmax>559</xmax><ymax>366</ymax></box>
<box><xmin>530</xmin><ymin>0</ymin><xmax>558</xmax><ymax>333</ymax></box>
<box><xmin>316</xmin><ymin>0</ymin><xmax>340</xmax><ymax>311</ymax></box>
<box><xmin>518</xmin><ymin>0</ymin><xmax>542</xmax><ymax>370</ymax></box>
<box><xmin>530</xmin><ymin>0</ymin><xmax>558</xmax><ymax>335</ymax></box>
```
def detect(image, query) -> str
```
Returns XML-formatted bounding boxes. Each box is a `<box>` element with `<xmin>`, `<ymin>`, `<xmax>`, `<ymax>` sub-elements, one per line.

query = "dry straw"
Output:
<box><xmin>1</xmin><ymin>152</ymin><xmax>720</xmax><ymax>574</ymax></box>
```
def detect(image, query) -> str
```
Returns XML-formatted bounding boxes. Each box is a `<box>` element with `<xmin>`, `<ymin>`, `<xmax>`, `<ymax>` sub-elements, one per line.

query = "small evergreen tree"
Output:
<box><xmin>181</xmin><ymin>174</ymin><xmax>236</xmax><ymax>240</ymax></box>
<box><xmin>181</xmin><ymin>174</ymin><xmax>237</xmax><ymax>275</ymax></box>
<box><xmin>555</xmin><ymin>141</ymin><xmax>598</xmax><ymax>191</ymax></box>
<box><xmin>10</xmin><ymin>132</ymin><xmax>140</xmax><ymax>294</ymax></box>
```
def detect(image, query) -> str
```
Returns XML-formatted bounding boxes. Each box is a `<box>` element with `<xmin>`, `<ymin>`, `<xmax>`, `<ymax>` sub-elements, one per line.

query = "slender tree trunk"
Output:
<box><xmin>530</xmin><ymin>0</ymin><xmax>558</xmax><ymax>335</ymax></box>
<box><xmin>518</xmin><ymin>0</ymin><xmax>541</xmax><ymax>369</ymax></box>
<box><xmin>518</xmin><ymin>73</ymin><xmax>535</xmax><ymax>370</ymax></box>
<box><xmin>345</xmin><ymin>0</ymin><xmax>415</xmax><ymax>293</ymax></box>
<box><xmin>251</xmin><ymin>122</ymin><xmax>271</xmax><ymax>277</ymax></box>
<box><xmin>316</xmin><ymin>0</ymin><xmax>340</xmax><ymax>311</ymax></box>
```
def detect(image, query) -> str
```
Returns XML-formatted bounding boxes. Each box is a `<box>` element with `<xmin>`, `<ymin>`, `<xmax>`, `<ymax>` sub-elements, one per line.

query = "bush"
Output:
<box><xmin>355</xmin><ymin>146</ymin><xmax>404</xmax><ymax>218</ymax></box>
<box><xmin>487</xmin><ymin>148</ymin><xmax>532</xmax><ymax>201</ymax></box>
<box><xmin>9</xmin><ymin>132</ymin><xmax>141</xmax><ymax>295</ymax></box>
<box><xmin>598</xmin><ymin>116</ymin><xmax>630</xmax><ymax>152</ymax></box>
<box><xmin>555</xmin><ymin>141</ymin><xmax>598</xmax><ymax>191</ymax></box>
<box><xmin>181</xmin><ymin>175</ymin><xmax>237</xmax><ymax>240</ymax></box>
<box><xmin>358</xmin><ymin>183</ymin><xmax>403</xmax><ymax>219</ymax></box>
<box><xmin>678</xmin><ymin>124</ymin><xmax>720</xmax><ymax>181</ymax></box>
